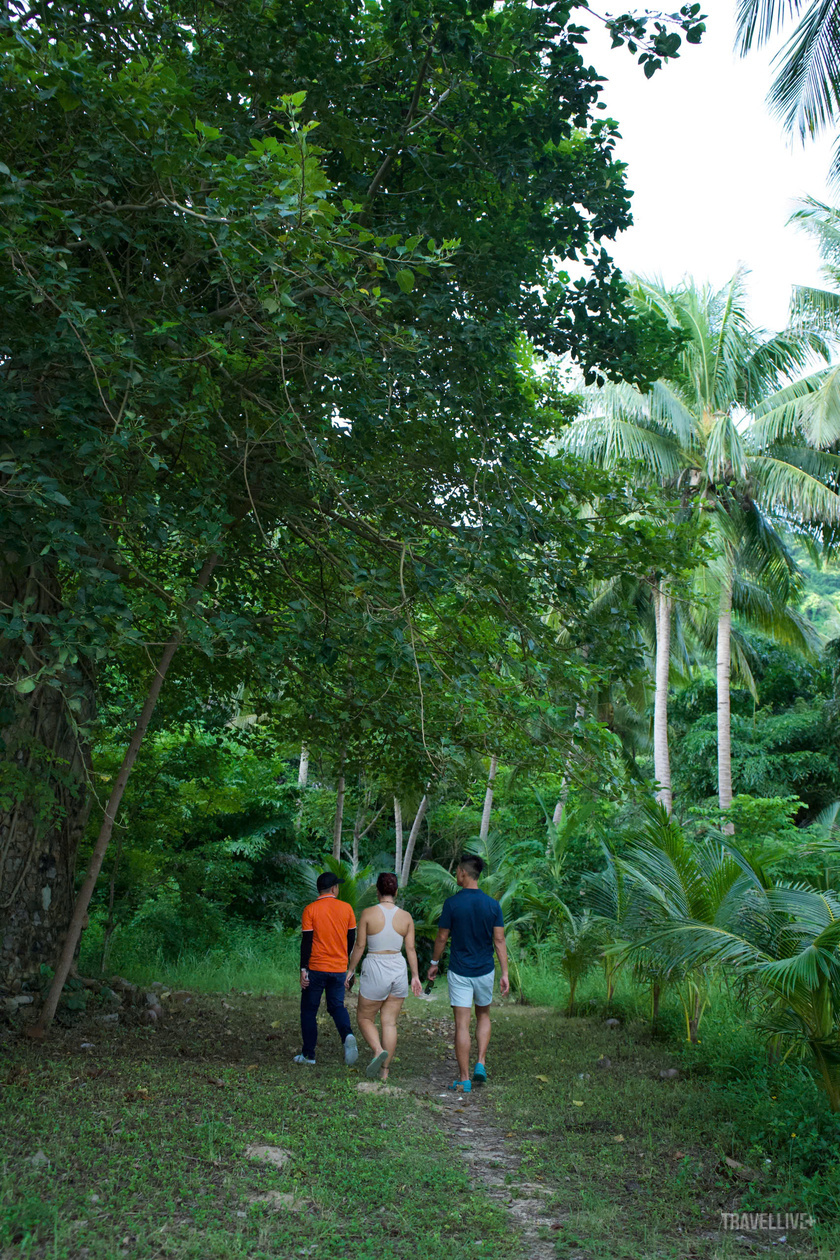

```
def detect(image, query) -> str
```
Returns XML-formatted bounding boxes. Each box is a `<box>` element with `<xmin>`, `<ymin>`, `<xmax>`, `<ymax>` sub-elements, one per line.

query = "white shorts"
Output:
<box><xmin>448</xmin><ymin>969</ymin><xmax>495</xmax><ymax>1008</ymax></box>
<box><xmin>359</xmin><ymin>954</ymin><xmax>408</xmax><ymax>1001</ymax></box>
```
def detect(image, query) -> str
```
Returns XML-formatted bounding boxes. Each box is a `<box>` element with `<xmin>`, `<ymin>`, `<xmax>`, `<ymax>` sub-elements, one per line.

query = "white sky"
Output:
<box><xmin>584</xmin><ymin>0</ymin><xmax>837</xmax><ymax>331</ymax></box>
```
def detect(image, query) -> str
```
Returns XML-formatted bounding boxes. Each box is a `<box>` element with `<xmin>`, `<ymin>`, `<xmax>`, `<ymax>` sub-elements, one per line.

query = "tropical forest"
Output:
<box><xmin>5</xmin><ymin>0</ymin><xmax>840</xmax><ymax>1257</ymax></box>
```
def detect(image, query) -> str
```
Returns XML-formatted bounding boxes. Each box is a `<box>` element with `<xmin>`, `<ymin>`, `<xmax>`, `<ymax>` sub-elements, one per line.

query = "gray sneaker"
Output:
<box><xmin>343</xmin><ymin>1033</ymin><xmax>359</xmax><ymax>1066</ymax></box>
<box><xmin>293</xmin><ymin>1053</ymin><xmax>316</xmax><ymax>1065</ymax></box>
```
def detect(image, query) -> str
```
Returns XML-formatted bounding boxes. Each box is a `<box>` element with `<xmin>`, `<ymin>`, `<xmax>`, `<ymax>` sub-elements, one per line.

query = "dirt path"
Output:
<box><xmin>355</xmin><ymin>1002</ymin><xmax>560</xmax><ymax>1260</ymax></box>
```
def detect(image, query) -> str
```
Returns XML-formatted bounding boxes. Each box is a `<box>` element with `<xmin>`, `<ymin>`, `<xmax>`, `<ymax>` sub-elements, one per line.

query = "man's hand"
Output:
<box><xmin>410</xmin><ymin>976</ymin><xmax>423</xmax><ymax>998</ymax></box>
<box><xmin>500</xmin><ymin>973</ymin><xmax>510</xmax><ymax>997</ymax></box>
<box><xmin>300</xmin><ymin>968</ymin><xmax>309</xmax><ymax>990</ymax></box>
<box><xmin>345</xmin><ymin>970</ymin><xmax>355</xmax><ymax>990</ymax></box>
<box><xmin>427</xmin><ymin>960</ymin><xmax>440</xmax><ymax>982</ymax></box>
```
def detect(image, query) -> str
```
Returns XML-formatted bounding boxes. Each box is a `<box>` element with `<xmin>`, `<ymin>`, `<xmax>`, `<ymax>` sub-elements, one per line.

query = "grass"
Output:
<box><xmin>79</xmin><ymin>926</ymin><xmax>301</xmax><ymax>998</ymax></box>
<box><xmin>5</xmin><ymin>947</ymin><xmax>840</xmax><ymax>1259</ymax></box>
<box><xmin>1</xmin><ymin>993</ymin><xmax>512</xmax><ymax>1260</ymax></box>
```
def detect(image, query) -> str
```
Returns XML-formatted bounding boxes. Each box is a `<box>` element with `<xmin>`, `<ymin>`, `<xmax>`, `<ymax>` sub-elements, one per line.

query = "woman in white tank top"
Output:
<box><xmin>345</xmin><ymin>872</ymin><xmax>422</xmax><ymax>1080</ymax></box>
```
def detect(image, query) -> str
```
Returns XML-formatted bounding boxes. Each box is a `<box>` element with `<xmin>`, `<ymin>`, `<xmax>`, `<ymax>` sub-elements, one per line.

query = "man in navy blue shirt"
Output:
<box><xmin>427</xmin><ymin>852</ymin><xmax>509</xmax><ymax>1092</ymax></box>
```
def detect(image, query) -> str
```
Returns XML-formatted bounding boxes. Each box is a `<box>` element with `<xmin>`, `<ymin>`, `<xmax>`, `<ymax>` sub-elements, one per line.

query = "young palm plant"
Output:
<box><xmin>602</xmin><ymin>803</ymin><xmax>770</xmax><ymax>1041</ymax></box>
<box><xmin>646</xmin><ymin>880</ymin><xmax>840</xmax><ymax>1109</ymax></box>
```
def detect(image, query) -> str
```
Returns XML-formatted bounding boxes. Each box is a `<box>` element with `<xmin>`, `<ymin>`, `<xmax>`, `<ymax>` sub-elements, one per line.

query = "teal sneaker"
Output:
<box><xmin>447</xmin><ymin>1079</ymin><xmax>472</xmax><ymax>1093</ymax></box>
<box><xmin>472</xmin><ymin>1063</ymin><xmax>487</xmax><ymax>1085</ymax></box>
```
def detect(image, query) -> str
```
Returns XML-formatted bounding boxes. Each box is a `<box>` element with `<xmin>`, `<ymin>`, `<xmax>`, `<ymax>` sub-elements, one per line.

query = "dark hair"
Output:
<box><xmin>377</xmin><ymin>872</ymin><xmax>399</xmax><ymax>898</ymax></box>
<box><xmin>458</xmin><ymin>853</ymin><xmax>485</xmax><ymax>879</ymax></box>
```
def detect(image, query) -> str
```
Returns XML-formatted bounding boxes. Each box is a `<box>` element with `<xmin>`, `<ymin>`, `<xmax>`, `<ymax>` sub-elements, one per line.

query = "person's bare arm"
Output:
<box><xmin>494</xmin><ymin>925</ymin><xmax>510</xmax><ymax>996</ymax></box>
<box><xmin>404</xmin><ymin>917</ymin><xmax>422</xmax><ymax>996</ymax></box>
<box><xmin>345</xmin><ymin>913</ymin><xmax>368</xmax><ymax>986</ymax></box>
<box><xmin>427</xmin><ymin>926</ymin><xmax>450</xmax><ymax>980</ymax></box>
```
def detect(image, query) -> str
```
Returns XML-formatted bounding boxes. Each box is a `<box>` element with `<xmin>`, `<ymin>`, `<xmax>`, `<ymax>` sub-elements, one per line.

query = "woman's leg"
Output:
<box><xmin>356</xmin><ymin>995</ymin><xmax>384</xmax><ymax>1056</ymax></box>
<box><xmin>379</xmin><ymin>995</ymin><xmax>404</xmax><ymax>1079</ymax></box>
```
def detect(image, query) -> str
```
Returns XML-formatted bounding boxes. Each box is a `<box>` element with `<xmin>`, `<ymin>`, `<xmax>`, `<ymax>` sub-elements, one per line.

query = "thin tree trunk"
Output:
<box><xmin>30</xmin><ymin>552</ymin><xmax>220</xmax><ymax>1038</ymax></box>
<box><xmin>399</xmin><ymin>793</ymin><xmax>430</xmax><ymax>887</ymax></box>
<box><xmin>332</xmin><ymin>748</ymin><xmax>347</xmax><ymax>861</ymax></box>
<box><xmin>479</xmin><ymin>754</ymin><xmax>498</xmax><ymax>843</ymax></box>
<box><xmin>394</xmin><ymin>797</ymin><xmax>403</xmax><ymax>876</ymax></box>
<box><xmin>99</xmin><ymin>824</ymin><xmax>126</xmax><ymax>976</ymax></box>
<box><xmin>552</xmin><ymin>697</ymin><xmax>586</xmax><ymax>835</ymax></box>
<box><xmin>717</xmin><ymin>568</ymin><xmax>734</xmax><ymax>830</ymax></box>
<box><xmin>297</xmin><ymin>744</ymin><xmax>309</xmax><ymax>788</ymax></box>
<box><xmin>653</xmin><ymin>581</ymin><xmax>673</xmax><ymax>814</ymax></box>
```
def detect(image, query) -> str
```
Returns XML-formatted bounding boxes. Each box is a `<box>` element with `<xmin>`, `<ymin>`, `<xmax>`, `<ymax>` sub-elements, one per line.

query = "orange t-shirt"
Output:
<box><xmin>302</xmin><ymin>895</ymin><xmax>357</xmax><ymax>972</ymax></box>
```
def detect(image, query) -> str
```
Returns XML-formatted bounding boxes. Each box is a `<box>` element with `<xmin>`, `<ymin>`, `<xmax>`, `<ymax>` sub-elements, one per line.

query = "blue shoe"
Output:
<box><xmin>293</xmin><ymin>1054</ymin><xmax>316</xmax><ymax>1065</ymax></box>
<box><xmin>447</xmin><ymin>1079</ymin><xmax>472</xmax><ymax>1093</ymax></box>
<box><xmin>344</xmin><ymin>1033</ymin><xmax>359</xmax><ymax>1066</ymax></box>
<box><xmin>472</xmin><ymin>1063</ymin><xmax>487</xmax><ymax>1085</ymax></box>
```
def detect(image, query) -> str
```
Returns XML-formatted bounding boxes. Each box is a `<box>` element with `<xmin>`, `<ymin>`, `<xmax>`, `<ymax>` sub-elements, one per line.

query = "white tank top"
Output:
<box><xmin>366</xmin><ymin>903</ymin><xmax>404</xmax><ymax>952</ymax></box>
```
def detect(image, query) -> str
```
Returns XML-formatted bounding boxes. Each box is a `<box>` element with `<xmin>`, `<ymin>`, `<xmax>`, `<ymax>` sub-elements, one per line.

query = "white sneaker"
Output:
<box><xmin>293</xmin><ymin>1053</ymin><xmax>316</xmax><ymax>1065</ymax></box>
<box><xmin>343</xmin><ymin>1034</ymin><xmax>359</xmax><ymax>1066</ymax></box>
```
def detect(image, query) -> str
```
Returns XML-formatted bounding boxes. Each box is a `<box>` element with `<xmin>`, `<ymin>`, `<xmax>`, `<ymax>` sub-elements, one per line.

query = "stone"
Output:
<box><xmin>4</xmin><ymin>994</ymin><xmax>34</xmax><ymax>1012</ymax></box>
<box><xmin>247</xmin><ymin>1191</ymin><xmax>305</xmax><ymax>1212</ymax></box>
<box><xmin>98</xmin><ymin>1012</ymin><xmax>119</xmax><ymax>1024</ymax></box>
<box><xmin>604</xmin><ymin>1018</ymin><xmax>620</xmax><ymax>1028</ymax></box>
<box><xmin>244</xmin><ymin>1144</ymin><xmax>292</xmax><ymax>1169</ymax></box>
<box><xmin>27</xmin><ymin>1150</ymin><xmax>49</xmax><ymax>1165</ymax></box>
<box><xmin>659</xmin><ymin>1068</ymin><xmax>680</xmax><ymax>1080</ymax></box>
<box><xmin>596</xmin><ymin>1057</ymin><xmax>612</xmax><ymax>1069</ymax></box>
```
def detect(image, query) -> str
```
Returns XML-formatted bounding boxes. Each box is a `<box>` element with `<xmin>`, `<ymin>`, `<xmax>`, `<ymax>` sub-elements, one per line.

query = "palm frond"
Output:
<box><xmin>751</xmin><ymin>452</ymin><xmax>840</xmax><ymax>522</ymax></box>
<box><xmin>768</xmin><ymin>0</ymin><xmax>840</xmax><ymax>139</ymax></box>
<box><xmin>735</xmin><ymin>0</ymin><xmax>806</xmax><ymax>52</ymax></box>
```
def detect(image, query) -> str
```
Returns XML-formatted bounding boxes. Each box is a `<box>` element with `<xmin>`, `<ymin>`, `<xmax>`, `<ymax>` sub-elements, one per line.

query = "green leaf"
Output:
<box><xmin>14</xmin><ymin>678</ymin><xmax>37</xmax><ymax>694</ymax></box>
<box><xmin>395</xmin><ymin>268</ymin><xmax>415</xmax><ymax>293</ymax></box>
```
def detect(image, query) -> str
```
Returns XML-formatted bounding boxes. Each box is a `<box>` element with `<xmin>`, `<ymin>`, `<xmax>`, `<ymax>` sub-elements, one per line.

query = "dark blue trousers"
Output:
<box><xmin>300</xmin><ymin>970</ymin><xmax>352</xmax><ymax>1058</ymax></box>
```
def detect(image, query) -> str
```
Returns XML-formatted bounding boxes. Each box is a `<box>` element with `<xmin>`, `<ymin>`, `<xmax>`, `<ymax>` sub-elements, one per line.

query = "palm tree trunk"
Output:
<box><xmin>479</xmin><ymin>754</ymin><xmax>498</xmax><ymax>842</ymax></box>
<box><xmin>332</xmin><ymin>747</ymin><xmax>347</xmax><ymax>860</ymax></box>
<box><xmin>717</xmin><ymin>568</ymin><xmax>734</xmax><ymax>829</ymax></box>
<box><xmin>553</xmin><ymin>688</ymin><xmax>587</xmax><ymax>831</ymax></box>
<box><xmin>399</xmin><ymin>792</ymin><xmax>430</xmax><ymax>887</ymax></box>
<box><xmin>394</xmin><ymin>797</ymin><xmax>403</xmax><ymax>876</ymax></box>
<box><xmin>297</xmin><ymin>744</ymin><xmax>309</xmax><ymax>788</ymax></box>
<box><xmin>653</xmin><ymin>581</ymin><xmax>673</xmax><ymax>814</ymax></box>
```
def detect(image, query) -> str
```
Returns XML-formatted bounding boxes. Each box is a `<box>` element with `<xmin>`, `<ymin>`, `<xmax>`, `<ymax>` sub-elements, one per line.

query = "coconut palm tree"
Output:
<box><xmin>563</xmin><ymin>270</ymin><xmax>838</xmax><ymax>821</ymax></box>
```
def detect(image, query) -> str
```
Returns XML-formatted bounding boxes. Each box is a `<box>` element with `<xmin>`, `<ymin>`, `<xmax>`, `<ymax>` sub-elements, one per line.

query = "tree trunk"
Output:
<box><xmin>651</xmin><ymin>981</ymin><xmax>661</xmax><ymax>1022</ymax></box>
<box><xmin>0</xmin><ymin>559</ymin><xmax>94</xmax><ymax>994</ymax></box>
<box><xmin>332</xmin><ymin>748</ymin><xmax>347</xmax><ymax>861</ymax></box>
<box><xmin>717</xmin><ymin>568</ymin><xmax>734</xmax><ymax>830</ymax></box>
<box><xmin>394</xmin><ymin>797</ymin><xmax>403</xmax><ymax>876</ymax></box>
<box><xmin>479</xmin><ymin>754</ymin><xmax>498</xmax><ymax>843</ymax></box>
<box><xmin>297</xmin><ymin>744</ymin><xmax>309</xmax><ymax>788</ymax></box>
<box><xmin>553</xmin><ymin>689</ymin><xmax>586</xmax><ymax>832</ymax></box>
<box><xmin>399</xmin><ymin>793</ymin><xmax>430</xmax><ymax>887</ymax></box>
<box><xmin>31</xmin><ymin>552</ymin><xmax>219</xmax><ymax>1037</ymax></box>
<box><xmin>653</xmin><ymin>581</ymin><xmax>673</xmax><ymax>814</ymax></box>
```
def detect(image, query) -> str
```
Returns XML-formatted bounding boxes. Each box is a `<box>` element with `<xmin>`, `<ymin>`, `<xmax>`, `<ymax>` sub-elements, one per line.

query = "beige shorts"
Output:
<box><xmin>359</xmin><ymin>954</ymin><xmax>408</xmax><ymax>1001</ymax></box>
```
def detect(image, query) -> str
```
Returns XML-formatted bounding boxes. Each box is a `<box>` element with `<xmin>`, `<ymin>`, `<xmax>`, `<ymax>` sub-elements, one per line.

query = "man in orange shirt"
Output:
<box><xmin>294</xmin><ymin>871</ymin><xmax>359</xmax><ymax>1066</ymax></box>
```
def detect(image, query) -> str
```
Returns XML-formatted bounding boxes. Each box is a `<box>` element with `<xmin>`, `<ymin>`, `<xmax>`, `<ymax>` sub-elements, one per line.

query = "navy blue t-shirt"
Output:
<box><xmin>439</xmin><ymin>888</ymin><xmax>504</xmax><ymax>977</ymax></box>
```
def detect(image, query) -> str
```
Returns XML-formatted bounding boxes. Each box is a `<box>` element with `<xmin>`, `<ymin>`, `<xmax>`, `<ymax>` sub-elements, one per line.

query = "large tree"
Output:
<box><xmin>0</xmin><ymin>0</ymin><xmax>682</xmax><ymax>999</ymax></box>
